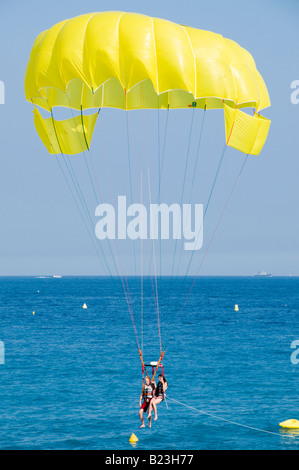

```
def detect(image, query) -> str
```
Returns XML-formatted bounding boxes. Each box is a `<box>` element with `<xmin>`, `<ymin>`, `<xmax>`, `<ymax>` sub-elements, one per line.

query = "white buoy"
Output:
<box><xmin>234</xmin><ymin>304</ymin><xmax>239</xmax><ymax>311</ymax></box>
<box><xmin>82</xmin><ymin>303</ymin><xmax>87</xmax><ymax>309</ymax></box>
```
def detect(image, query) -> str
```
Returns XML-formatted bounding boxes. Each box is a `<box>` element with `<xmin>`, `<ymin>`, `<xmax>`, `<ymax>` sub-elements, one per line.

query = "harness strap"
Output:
<box><xmin>151</xmin><ymin>351</ymin><xmax>165</xmax><ymax>381</ymax></box>
<box><xmin>139</xmin><ymin>350</ymin><xmax>150</xmax><ymax>380</ymax></box>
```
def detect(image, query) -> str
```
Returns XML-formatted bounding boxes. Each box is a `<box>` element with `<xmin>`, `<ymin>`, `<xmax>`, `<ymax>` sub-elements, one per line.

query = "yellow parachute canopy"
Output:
<box><xmin>25</xmin><ymin>11</ymin><xmax>270</xmax><ymax>155</ymax></box>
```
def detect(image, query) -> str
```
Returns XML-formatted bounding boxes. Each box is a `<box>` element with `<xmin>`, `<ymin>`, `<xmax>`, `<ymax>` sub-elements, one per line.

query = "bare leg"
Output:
<box><xmin>139</xmin><ymin>408</ymin><xmax>145</xmax><ymax>428</ymax></box>
<box><xmin>147</xmin><ymin>398</ymin><xmax>154</xmax><ymax>418</ymax></box>
<box><xmin>153</xmin><ymin>401</ymin><xmax>157</xmax><ymax>420</ymax></box>
<box><xmin>153</xmin><ymin>398</ymin><xmax>162</xmax><ymax>420</ymax></box>
<box><xmin>148</xmin><ymin>413</ymin><xmax>152</xmax><ymax>428</ymax></box>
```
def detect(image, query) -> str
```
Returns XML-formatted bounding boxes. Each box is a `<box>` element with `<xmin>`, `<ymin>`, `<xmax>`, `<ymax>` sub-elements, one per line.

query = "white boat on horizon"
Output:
<box><xmin>254</xmin><ymin>271</ymin><xmax>272</xmax><ymax>277</ymax></box>
<box><xmin>53</xmin><ymin>275</ymin><xmax>62</xmax><ymax>278</ymax></box>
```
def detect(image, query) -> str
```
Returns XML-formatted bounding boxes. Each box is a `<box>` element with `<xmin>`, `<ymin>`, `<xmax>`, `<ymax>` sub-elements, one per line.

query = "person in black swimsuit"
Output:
<box><xmin>148</xmin><ymin>374</ymin><xmax>167</xmax><ymax>421</ymax></box>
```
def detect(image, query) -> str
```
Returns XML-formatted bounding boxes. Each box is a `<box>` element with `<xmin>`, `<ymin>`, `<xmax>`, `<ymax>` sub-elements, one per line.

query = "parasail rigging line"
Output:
<box><xmin>173</xmin><ymin>142</ymin><xmax>227</xmax><ymax>310</ymax></box>
<box><xmin>49</xmin><ymin>107</ymin><xmax>113</xmax><ymax>277</ymax></box>
<box><xmin>140</xmin><ymin>170</ymin><xmax>144</xmax><ymax>356</ymax></box>
<box><xmin>79</xmin><ymin>108</ymin><xmax>121</xmax><ymax>279</ymax></box>
<box><xmin>157</xmin><ymin>105</ymin><xmax>170</xmax><ymax>277</ymax></box>
<box><xmin>64</xmin><ymin>100</ymin><xmax>121</xmax><ymax>278</ymax></box>
<box><xmin>166</xmin><ymin>107</ymin><xmax>196</xmax><ymax>308</ymax></box>
<box><xmin>126</xmin><ymin>97</ymin><xmax>137</xmax><ymax>275</ymax></box>
<box><xmin>126</xmin><ymin>103</ymin><xmax>161</xmax><ymax>332</ymax></box>
<box><xmin>54</xmin><ymin>155</ymin><xmax>111</xmax><ymax>276</ymax></box>
<box><xmin>66</xmin><ymin>99</ymin><xmax>138</xmax><ymax>317</ymax></box>
<box><xmin>146</xmin><ymin>104</ymin><xmax>170</xmax><ymax>279</ymax></box>
<box><xmin>52</xmin><ymin>98</ymin><xmax>142</xmax><ymax>354</ymax></box>
<box><xmin>96</xmin><ymin>122</ymin><xmax>144</xmax><ymax>353</ymax></box>
<box><xmin>164</xmin><ymin>153</ymin><xmax>249</xmax><ymax>351</ymax></box>
<box><xmin>147</xmin><ymin>167</ymin><xmax>163</xmax><ymax>355</ymax></box>
<box><xmin>175</xmin><ymin>107</ymin><xmax>207</xmax><ymax>279</ymax></box>
<box><xmin>167</xmin><ymin>101</ymin><xmax>242</xmax><ymax>324</ymax></box>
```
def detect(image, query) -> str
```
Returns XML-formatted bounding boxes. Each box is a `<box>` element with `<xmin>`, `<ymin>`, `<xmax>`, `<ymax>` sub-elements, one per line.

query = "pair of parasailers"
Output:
<box><xmin>139</xmin><ymin>374</ymin><xmax>168</xmax><ymax>428</ymax></box>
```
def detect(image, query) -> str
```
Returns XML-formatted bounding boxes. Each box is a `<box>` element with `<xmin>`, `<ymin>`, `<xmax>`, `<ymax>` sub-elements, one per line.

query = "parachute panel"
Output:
<box><xmin>224</xmin><ymin>104</ymin><xmax>271</xmax><ymax>155</ymax></box>
<box><xmin>33</xmin><ymin>107</ymin><xmax>98</xmax><ymax>155</ymax></box>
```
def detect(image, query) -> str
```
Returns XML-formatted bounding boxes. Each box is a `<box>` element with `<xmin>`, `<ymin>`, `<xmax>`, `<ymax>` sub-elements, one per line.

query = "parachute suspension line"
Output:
<box><xmin>84</xmin><ymin>135</ymin><xmax>138</xmax><ymax>294</ymax></box>
<box><xmin>161</xmin><ymin>106</ymin><xmax>206</xmax><ymax>341</ymax></box>
<box><xmin>164</xmin><ymin>153</ymin><xmax>249</xmax><ymax>351</ymax></box>
<box><xmin>126</xmin><ymin>109</ymin><xmax>141</xmax><ymax>196</ymax></box>
<box><xmin>139</xmin><ymin>89</ymin><xmax>145</xmax><ymax>358</ymax></box>
<box><xmin>143</xmin><ymin>115</ymin><xmax>162</xmax><ymax>332</ymax></box>
<box><xmin>147</xmin><ymin>103</ymin><xmax>170</xmax><ymax>278</ymax></box>
<box><xmin>139</xmin><ymin>103</ymin><xmax>158</xmax><ymax>320</ymax></box>
<box><xmin>171</xmin><ymin>101</ymin><xmax>240</xmax><ymax>314</ymax></box>
<box><xmin>79</xmin><ymin>106</ymin><xmax>102</xmax><ymax>201</ymax></box>
<box><xmin>181</xmin><ymin>142</ymin><xmax>227</xmax><ymax>281</ymax></box>
<box><xmin>125</xmin><ymin>107</ymin><xmax>164</xmax><ymax>351</ymax></box>
<box><xmin>63</xmin><ymin>154</ymin><xmax>113</xmax><ymax>277</ymax></box>
<box><xmin>158</xmin><ymin>108</ymin><xmax>161</xmax><ymax>276</ymax></box>
<box><xmin>164</xmin><ymin>140</ymin><xmax>227</xmax><ymax>332</ymax></box>
<box><xmin>164</xmin><ymin>104</ymin><xmax>243</xmax><ymax>347</ymax></box>
<box><xmin>97</xmin><ymin>125</ymin><xmax>133</xmax><ymax>280</ymax></box>
<box><xmin>190</xmin><ymin>106</ymin><xmax>206</xmax><ymax>195</ymax></box>
<box><xmin>54</xmin><ymin>155</ymin><xmax>111</xmax><ymax>275</ymax></box>
<box><xmin>50</xmin><ymin>108</ymin><xmax>112</xmax><ymax>277</ymax></box>
<box><xmin>138</xmin><ymin>91</ymin><xmax>165</xmax><ymax>365</ymax></box>
<box><xmin>159</xmin><ymin>104</ymin><xmax>170</xmax><ymax>277</ymax></box>
<box><xmin>140</xmin><ymin>170</ymin><xmax>144</xmax><ymax>356</ymax></box>
<box><xmin>50</xmin><ymin>109</ymin><xmax>63</xmax><ymax>154</ymax></box>
<box><xmin>64</xmin><ymin>94</ymin><xmax>137</xmax><ymax>344</ymax></box>
<box><xmin>159</xmin><ymin>104</ymin><xmax>170</xmax><ymax>183</ymax></box>
<box><xmin>137</xmin><ymin>94</ymin><xmax>161</xmax><ymax>324</ymax></box>
<box><xmin>62</xmin><ymin>158</ymin><xmax>114</xmax><ymax>276</ymax></box>
<box><xmin>157</xmin><ymin>104</ymin><xmax>170</xmax><ymax>277</ymax></box>
<box><xmin>80</xmin><ymin>104</ymin><xmax>91</xmax><ymax>152</ymax></box>
<box><xmin>166</xmin><ymin>142</ymin><xmax>227</xmax><ymax>323</ymax></box>
<box><xmin>127</xmin><ymin>101</ymin><xmax>160</xmax><ymax>338</ymax></box>
<box><xmin>175</xmin><ymin>107</ymin><xmax>207</xmax><ymax>278</ymax></box>
<box><xmin>96</xmin><ymin>123</ymin><xmax>141</xmax><ymax>347</ymax></box>
<box><xmin>125</xmin><ymin>95</ymin><xmax>137</xmax><ymax>275</ymax></box>
<box><xmin>172</xmin><ymin>118</ymin><xmax>234</xmax><ymax>311</ymax></box>
<box><xmin>63</xmin><ymin>99</ymin><xmax>117</xmax><ymax>276</ymax></box>
<box><xmin>166</xmin><ymin>107</ymin><xmax>195</xmax><ymax>308</ymax></box>
<box><xmin>79</xmin><ymin>107</ymin><xmax>120</xmax><ymax>278</ymax></box>
<box><xmin>175</xmin><ymin>101</ymin><xmax>239</xmax><ymax>293</ymax></box>
<box><xmin>147</xmin><ymin>167</ymin><xmax>163</xmax><ymax>354</ymax></box>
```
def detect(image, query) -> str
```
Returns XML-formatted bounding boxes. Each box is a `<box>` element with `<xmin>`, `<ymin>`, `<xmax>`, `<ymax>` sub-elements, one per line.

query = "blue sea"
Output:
<box><xmin>0</xmin><ymin>276</ymin><xmax>298</xmax><ymax>450</ymax></box>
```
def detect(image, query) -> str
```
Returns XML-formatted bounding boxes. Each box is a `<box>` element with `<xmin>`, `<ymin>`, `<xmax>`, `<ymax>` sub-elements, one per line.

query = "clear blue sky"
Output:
<box><xmin>0</xmin><ymin>0</ymin><xmax>298</xmax><ymax>276</ymax></box>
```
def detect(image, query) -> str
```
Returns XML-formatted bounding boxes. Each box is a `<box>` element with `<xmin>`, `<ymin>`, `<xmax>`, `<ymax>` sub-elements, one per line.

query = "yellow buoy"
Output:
<box><xmin>279</xmin><ymin>419</ymin><xmax>299</xmax><ymax>429</ymax></box>
<box><xmin>32</xmin><ymin>311</ymin><xmax>35</xmax><ymax>315</ymax></box>
<box><xmin>82</xmin><ymin>303</ymin><xmax>87</xmax><ymax>309</ymax></box>
<box><xmin>234</xmin><ymin>304</ymin><xmax>239</xmax><ymax>311</ymax></box>
<box><xmin>129</xmin><ymin>433</ymin><xmax>138</xmax><ymax>443</ymax></box>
